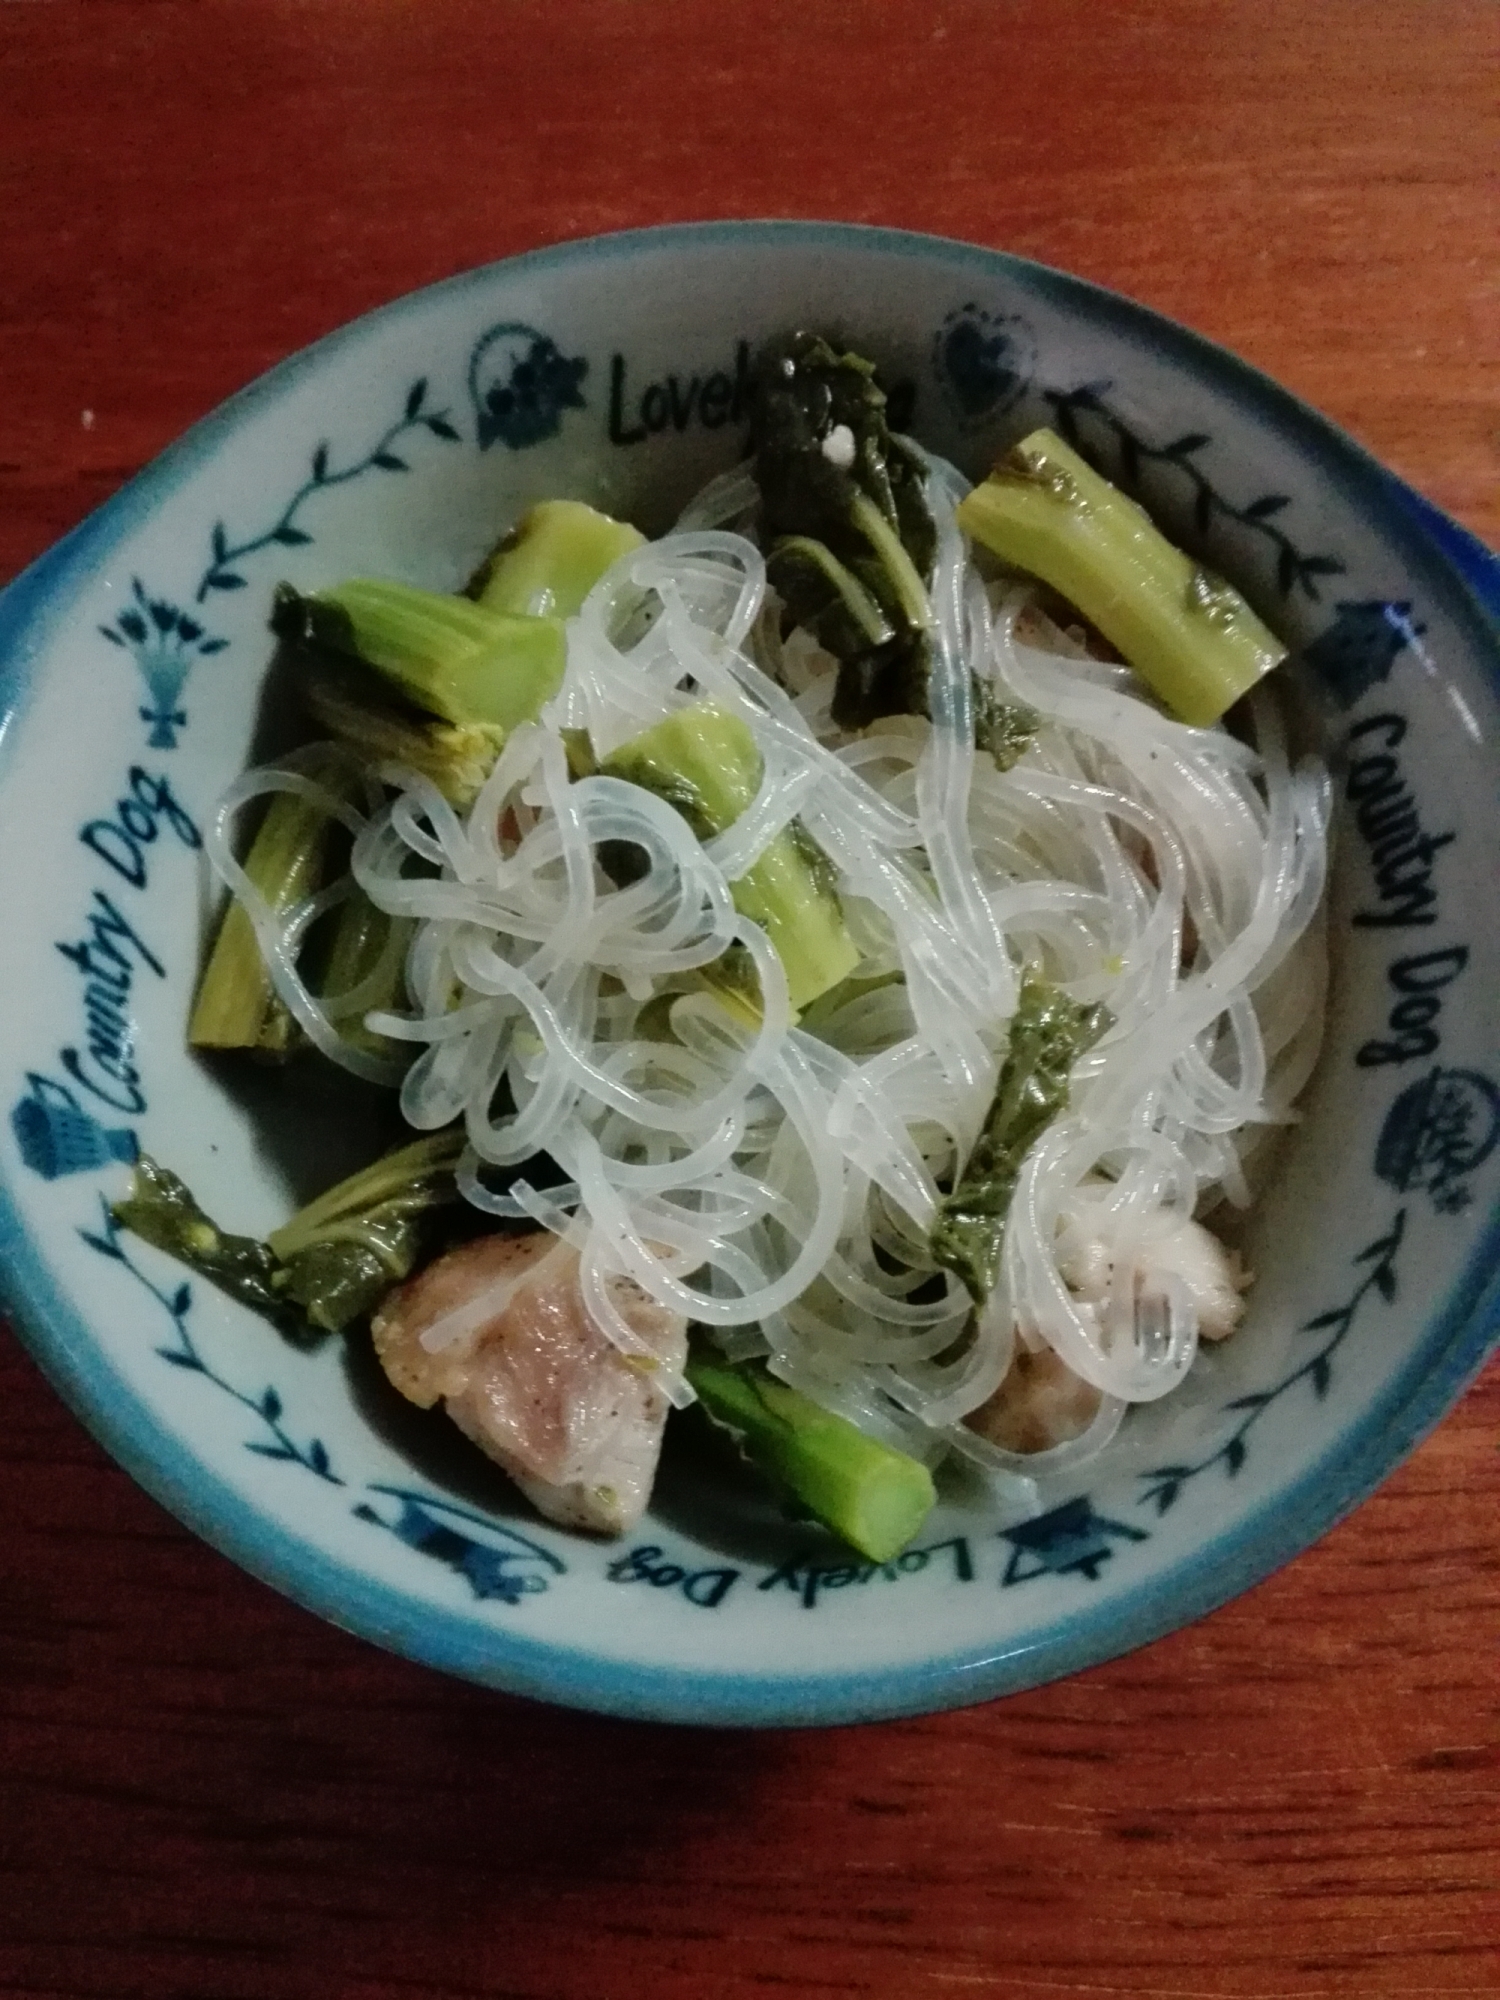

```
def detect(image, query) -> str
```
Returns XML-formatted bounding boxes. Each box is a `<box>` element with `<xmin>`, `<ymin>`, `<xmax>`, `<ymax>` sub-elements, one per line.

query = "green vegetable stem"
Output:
<box><xmin>686</xmin><ymin>1352</ymin><xmax>936</xmax><ymax>1563</ymax></box>
<box><xmin>275</xmin><ymin>579</ymin><xmax>567</xmax><ymax>730</ymax></box>
<box><xmin>930</xmin><ymin>974</ymin><xmax>1109</xmax><ymax>1304</ymax></box>
<box><xmin>956</xmin><ymin>429</ymin><xmax>1287</xmax><ymax>727</ymax></box>
<box><xmin>468</xmin><ymin>499</ymin><xmax>644</xmax><ymax>618</ymax></box>
<box><xmin>271</xmin><ymin>579</ymin><xmax>567</xmax><ymax>806</ymax></box>
<box><xmin>317</xmin><ymin>892</ymin><xmax>412</xmax><ymax>1064</ymax></box>
<box><xmin>600</xmin><ymin>700</ymin><xmax>859</xmax><ymax>1013</ymax></box>
<box><xmin>267</xmin><ymin>1130</ymin><xmax>466</xmax><ymax>1331</ymax></box>
<box><xmin>188</xmin><ymin>745</ymin><xmax>354</xmax><ymax>1056</ymax></box>
<box><xmin>113</xmin><ymin>1155</ymin><xmax>287</xmax><ymax>1319</ymax></box>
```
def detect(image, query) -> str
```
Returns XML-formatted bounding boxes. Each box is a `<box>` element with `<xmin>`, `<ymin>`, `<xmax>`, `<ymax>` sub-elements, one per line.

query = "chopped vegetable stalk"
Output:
<box><xmin>298</xmin><ymin>656</ymin><xmax>506</xmax><ymax>808</ymax></box>
<box><xmin>955</xmin><ymin>429</ymin><xmax>1287</xmax><ymax>727</ymax></box>
<box><xmin>685</xmin><ymin>1353</ymin><xmax>936</xmax><ymax>1563</ymax></box>
<box><xmin>272</xmin><ymin>579</ymin><xmax>567</xmax><ymax>732</ymax></box>
<box><xmin>600</xmin><ymin>701</ymin><xmax>859</xmax><ymax>1012</ymax></box>
<box><xmin>845</xmin><ymin>488</ymin><xmax>933</xmax><ymax>634</ymax></box>
<box><xmin>751</xmin><ymin>331</ymin><xmax>1019</xmax><ymax>760</ymax></box>
<box><xmin>931</xmin><ymin>974</ymin><xmax>1110</xmax><ymax>1303</ymax></box>
<box><xmin>469</xmin><ymin>499</ymin><xmax>644</xmax><ymax>618</ymax></box>
<box><xmin>188</xmin><ymin>746</ymin><xmax>351</xmax><ymax>1055</ymax></box>
<box><xmin>113</xmin><ymin>1132</ymin><xmax>466</xmax><ymax>1337</ymax></box>
<box><xmin>318</xmin><ymin>893</ymin><xmax>411</xmax><ymax>1062</ymax></box>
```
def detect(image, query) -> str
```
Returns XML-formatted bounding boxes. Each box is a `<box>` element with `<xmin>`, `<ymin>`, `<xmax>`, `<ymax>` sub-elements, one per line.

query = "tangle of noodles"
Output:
<box><xmin>208</xmin><ymin>450</ymin><xmax>1330</xmax><ymax>1472</ymax></box>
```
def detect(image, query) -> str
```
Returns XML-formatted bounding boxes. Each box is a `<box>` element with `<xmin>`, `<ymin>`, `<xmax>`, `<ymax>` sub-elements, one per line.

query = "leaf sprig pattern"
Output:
<box><xmin>1139</xmin><ymin>1209</ymin><xmax>1407</xmax><ymax>1515</ymax></box>
<box><xmin>194</xmin><ymin>377</ymin><xmax>461</xmax><ymax>601</ymax></box>
<box><xmin>80</xmin><ymin>1200</ymin><xmax>342</xmax><ymax>1485</ymax></box>
<box><xmin>1045</xmin><ymin>383</ymin><xmax>1347</xmax><ymax>602</ymax></box>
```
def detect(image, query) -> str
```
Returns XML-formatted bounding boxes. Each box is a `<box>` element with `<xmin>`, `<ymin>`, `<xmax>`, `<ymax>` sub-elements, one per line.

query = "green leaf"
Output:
<box><xmin>751</xmin><ymin>331</ymin><xmax>939</xmax><ymax>732</ymax></box>
<box><xmin>930</xmin><ymin>975</ymin><xmax>1109</xmax><ymax>1303</ymax></box>
<box><xmin>113</xmin><ymin>1156</ymin><xmax>285</xmax><ymax>1317</ymax></box>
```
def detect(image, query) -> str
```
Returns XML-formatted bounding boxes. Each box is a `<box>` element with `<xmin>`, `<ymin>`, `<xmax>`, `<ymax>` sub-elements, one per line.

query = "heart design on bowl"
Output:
<box><xmin>934</xmin><ymin>305</ymin><xmax>1036</xmax><ymax>422</ymax></box>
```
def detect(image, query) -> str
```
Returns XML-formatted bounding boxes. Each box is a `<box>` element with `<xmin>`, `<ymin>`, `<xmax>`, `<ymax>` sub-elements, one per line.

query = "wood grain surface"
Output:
<box><xmin>2</xmin><ymin>4</ymin><xmax>1497</xmax><ymax>1996</ymax></box>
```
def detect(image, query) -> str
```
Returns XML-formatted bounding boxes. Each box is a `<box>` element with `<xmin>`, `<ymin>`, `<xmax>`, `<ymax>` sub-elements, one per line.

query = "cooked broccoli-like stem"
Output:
<box><xmin>468</xmin><ymin>499</ymin><xmax>644</xmax><ymax>618</ymax></box>
<box><xmin>113</xmin><ymin>1132</ymin><xmax>466</xmax><ymax>1337</ymax></box>
<box><xmin>685</xmin><ymin>1353</ymin><xmax>936</xmax><ymax>1563</ymax></box>
<box><xmin>268</xmin><ymin>578</ymin><xmax>569</xmax><ymax>807</ymax></box>
<box><xmin>600</xmin><ymin>701</ymin><xmax>859</xmax><ymax>1013</ymax></box>
<box><xmin>271</xmin><ymin>579</ymin><xmax>566</xmax><ymax>732</ymax></box>
<box><xmin>931</xmin><ymin>975</ymin><xmax>1110</xmax><ymax>1303</ymax></box>
<box><xmin>955</xmin><ymin>429</ymin><xmax>1288</xmax><ymax>726</ymax></box>
<box><xmin>751</xmin><ymin>332</ymin><xmax>1024</xmax><ymax>763</ymax></box>
<box><xmin>296</xmin><ymin>654</ymin><xmax>506</xmax><ymax>808</ymax></box>
<box><xmin>187</xmin><ymin>746</ymin><xmax>353</xmax><ymax>1056</ymax></box>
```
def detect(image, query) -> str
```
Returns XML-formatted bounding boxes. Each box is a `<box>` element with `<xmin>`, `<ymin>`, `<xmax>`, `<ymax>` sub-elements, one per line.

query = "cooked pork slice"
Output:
<box><xmin>966</xmin><ymin>1342</ymin><xmax>1104</xmax><ymax>1455</ymax></box>
<box><xmin>371</xmin><ymin>1232</ymin><xmax>687</xmax><ymax>1535</ymax></box>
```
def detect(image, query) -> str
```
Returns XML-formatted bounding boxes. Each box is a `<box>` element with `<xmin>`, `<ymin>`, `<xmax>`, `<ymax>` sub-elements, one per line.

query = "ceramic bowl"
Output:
<box><xmin>2</xmin><ymin>223</ymin><xmax>1497</xmax><ymax>1726</ymax></box>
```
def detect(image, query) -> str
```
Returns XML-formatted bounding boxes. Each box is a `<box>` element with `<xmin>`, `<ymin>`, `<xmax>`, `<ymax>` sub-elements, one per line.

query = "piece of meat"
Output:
<box><xmin>966</xmin><ymin>1201</ymin><xmax>1249</xmax><ymax>1456</ymax></box>
<box><xmin>371</xmin><ymin>1231</ymin><xmax>687</xmax><ymax>1535</ymax></box>
<box><xmin>1055</xmin><ymin>1202</ymin><xmax>1251</xmax><ymax>1344</ymax></box>
<box><xmin>966</xmin><ymin>1342</ymin><xmax>1103</xmax><ymax>1455</ymax></box>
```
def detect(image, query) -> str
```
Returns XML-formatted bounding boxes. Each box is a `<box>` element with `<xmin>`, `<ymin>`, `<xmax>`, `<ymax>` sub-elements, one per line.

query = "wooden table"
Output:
<box><xmin>3</xmin><ymin>5</ymin><xmax>1497</xmax><ymax>1995</ymax></box>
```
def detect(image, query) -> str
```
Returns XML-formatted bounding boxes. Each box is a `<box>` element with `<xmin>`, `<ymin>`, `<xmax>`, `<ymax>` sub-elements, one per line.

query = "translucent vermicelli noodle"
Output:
<box><xmin>205</xmin><ymin>449</ymin><xmax>1329</xmax><ymax>1481</ymax></box>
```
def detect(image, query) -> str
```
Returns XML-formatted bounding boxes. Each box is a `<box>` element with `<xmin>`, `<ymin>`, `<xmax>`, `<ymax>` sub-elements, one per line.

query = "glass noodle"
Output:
<box><xmin>203</xmin><ymin>450</ymin><xmax>1330</xmax><ymax>1472</ymax></box>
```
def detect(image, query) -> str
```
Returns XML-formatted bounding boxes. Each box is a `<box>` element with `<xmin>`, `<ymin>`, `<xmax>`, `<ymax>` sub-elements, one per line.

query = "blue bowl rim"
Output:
<box><xmin>1</xmin><ymin>218</ymin><xmax>1497</xmax><ymax>1728</ymax></box>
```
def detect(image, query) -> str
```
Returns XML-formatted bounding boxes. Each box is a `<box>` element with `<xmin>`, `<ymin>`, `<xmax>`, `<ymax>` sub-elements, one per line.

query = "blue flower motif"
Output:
<box><xmin>468</xmin><ymin>322</ymin><xmax>588</xmax><ymax>450</ymax></box>
<box><xmin>99</xmin><ymin>579</ymin><xmax>227</xmax><ymax>747</ymax></box>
